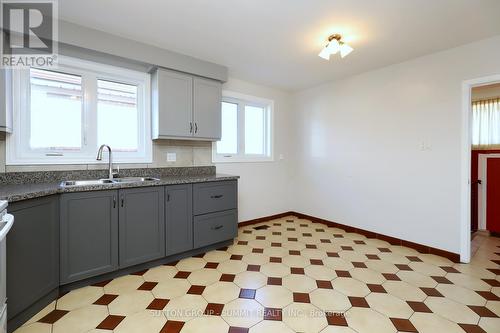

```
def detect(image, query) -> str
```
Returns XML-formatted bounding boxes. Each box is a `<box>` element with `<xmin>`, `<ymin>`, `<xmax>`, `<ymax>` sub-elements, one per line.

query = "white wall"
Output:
<box><xmin>290</xmin><ymin>35</ymin><xmax>500</xmax><ymax>255</ymax></box>
<box><xmin>217</xmin><ymin>78</ymin><xmax>293</xmax><ymax>222</ymax></box>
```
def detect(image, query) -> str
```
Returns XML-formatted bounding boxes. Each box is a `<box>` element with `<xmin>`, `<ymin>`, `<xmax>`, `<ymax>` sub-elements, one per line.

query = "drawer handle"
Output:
<box><xmin>211</xmin><ymin>194</ymin><xmax>224</xmax><ymax>199</ymax></box>
<box><xmin>212</xmin><ymin>225</ymin><xmax>224</xmax><ymax>230</ymax></box>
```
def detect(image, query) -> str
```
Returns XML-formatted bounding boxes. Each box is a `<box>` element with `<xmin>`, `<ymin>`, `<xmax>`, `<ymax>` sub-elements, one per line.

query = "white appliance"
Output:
<box><xmin>0</xmin><ymin>201</ymin><xmax>14</xmax><ymax>333</ymax></box>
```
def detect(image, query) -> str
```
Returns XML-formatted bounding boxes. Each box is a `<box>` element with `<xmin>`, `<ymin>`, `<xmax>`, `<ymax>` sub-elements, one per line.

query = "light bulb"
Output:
<box><xmin>325</xmin><ymin>39</ymin><xmax>340</xmax><ymax>54</ymax></box>
<box><xmin>318</xmin><ymin>47</ymin><xmax>330</xmax><ymax>60</ymax></box>
<box><xmin>340</xmin><ymin>43</ymin><xmax>353</xmax><ymax>58</ymax></box>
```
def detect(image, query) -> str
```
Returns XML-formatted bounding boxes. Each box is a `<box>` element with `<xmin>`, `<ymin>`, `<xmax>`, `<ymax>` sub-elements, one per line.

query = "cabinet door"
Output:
<box><xmin>119</xmin><ymin>187</ymin><xmax>165</xmax><ymax>268</ymax></box>
<box><xmin>165</xmin><ymin>184</ymin><xmax>193</xmax><ymax>256</ymax></box>
<box><xmin>152</xmin><ymin>69</ymin><xmax>193</xmax><ymax>139</ymax></box>
<box><xmin>60</xmin><ymin>191</ymin><xmax>118</xmax><ymax>284</ymax></box>
<box><xmin>193</xmin><ymin>77</ymin><xmax>222</xmax><ymax>140</ymax></box>
<box><xmin>0</xmin><ymin>69</ymin><xmax>12</xmax><ymax>133</ymax></box>
<box><xmin>7</xmin><ymin>196</ymin><xmax>59</xmax><ymax>320</ymax></box>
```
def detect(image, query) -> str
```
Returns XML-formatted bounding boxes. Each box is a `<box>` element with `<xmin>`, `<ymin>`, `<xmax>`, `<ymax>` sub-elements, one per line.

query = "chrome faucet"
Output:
<box><xmin>96</xmin><ymin>144</ymin><xmax>118</xmax><ymax>180</ymax></box>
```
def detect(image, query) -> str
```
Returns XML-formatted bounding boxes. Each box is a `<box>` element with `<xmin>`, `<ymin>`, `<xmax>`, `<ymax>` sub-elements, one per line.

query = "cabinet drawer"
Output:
<box><xmin>193</xmin><ymin>181</ymin><xmax>237</xmax><ymax>215</ymax></box>
<box><xmin>193</xmin><ymin>210</ymin><xmax>237</xmax><ymax>248</ymax></box>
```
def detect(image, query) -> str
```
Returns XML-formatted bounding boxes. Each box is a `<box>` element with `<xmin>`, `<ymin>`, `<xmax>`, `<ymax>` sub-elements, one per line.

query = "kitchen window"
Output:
<box><xmin>213</xmin><ymin>92</ymin><xmax>273</xmax><ymax>162</ymax></box>
<box><xmin>6</xmin><ymin>57</ymin><xmax>152</xmax><ymax>164</ymax></box>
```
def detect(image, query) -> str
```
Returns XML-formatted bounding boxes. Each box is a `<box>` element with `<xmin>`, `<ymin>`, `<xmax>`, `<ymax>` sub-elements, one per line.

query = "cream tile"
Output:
<box><xmin>249</xmin><ymin>320</ymin><xmax>294</xmax><ymax>333</ymax></box>
<box><xmin>323</xmin><ymin>258</ymin><xmax>354</xmax><ymax>271</ymax></box>
<box><xmin>222</xmin><ymin>299</ymin><xmax>263</xmax><ymax>327</ymax></box>
<box><xmin>389</xmin><ymin>246</ymin><xmax>419</xmax><ymax>256</ymax></box>
<box><xmin>108</xmin><ymin>290</ymin><xmax>154</xmax><ymax>316</ymax></box>
<box><xmin>175</xmin><ymin>257</ymin><xmax>206</xmax><ymax>271</ymax></box>
<box><xmin>282</xmin><ymin>274</ymin><xmax>317</xmax><ymax>293</ymax></box>
<box><xmin>419</xmin><ymin>253</ymin><xmax>453</xmax><ymax>266</ymax></box>
<box><xmin>479</xmin><ymin>317</ymin><xmax>500</xmax><ymax>333</ymax></box>
<box><xmin>282</xmin><ymin>255</ymin><xmax>312</xmax><ymax>268</ymax></box>
<box><xmin>300</xmin><ymin>248</ymin><xmax>327</xmax><ymax>259</ymax></box>
<box><xmin>379</xmin><ymin>252</ymin><xmax>410</xmax><ymax>265</ymax></box>
<box><xmin>203</xmin><ymin>250</ymin><xmax>231</xmax><ymax>263</ymax></box>
<box><xmin>382</xmin><ymin>281</ymin><xmax>427</xmax><ymax>302</ymax></box>
<box><xmin>242</xmin><ymin>253</ymin><xmax>271</xmax><ymax>265</ymax></box>
<box><xmin>14</xmin><ymin>323</ymin><xmax>52</xmax><ymax>333</ymax></box>
<box><xmin>410</xmin><ymin>312</ymin><xmax>464</xmax><ymax>333</ymax></box>
<box><xmin>262</xmin><ymin>246</ymin><xmax>289</xmax><ymax>258</ymax></box>
<box><xmin>454</xmin><ymin>263</ymin><xmax>496</xmax><ymax>279</ymax></box>
<box><xmin>114</xmin><ymin>310</ymin><xmax>167</xmax><ymax>333</ymax></box>
<box><xmin>247</xmin><ymin>239</ymin><xmax>272</xmax><ymax>249</ymax></box>
<box><xmin>183</xmin><ymin>316</ymin><xmax>229</xmax><ymax>333</ymax></box>
<box><xmin>234</xmin><ymin>271</ymin><xmax>268</xmax><ymax>289</ymax></box>
<box><xmin>255</xmin><ymin>286</ymin><xmax>293</xmax><ymax>308</ymax></box>
<box><xmin>142</xmin><ymin>265</ymin><xmax>178</xmax><ymax>283</ymax></box>
<box><xmin>227</xmin><ymin>244</ymin><xmax>253</xmax><ymax>256</ymax></box>
<box><xmin>187</xmin><ymin>268</ymin><xmax>222</xmax><ymax>285</ymax></box>
<box><xmin>151</xmin><ymin>279</ymin><xmax>191</xmax><ymax>299</ymax></box>
<box><xmin>365</xmin><ymin>260</ymin><xmax>398</xmax><ymax>274</ymax></box>
<box><xmin>304</xmin><ymin>265</ymin><xmax>336</xmax><ymax>280</ymax></box>
<box><xmin>485</xmin><ymin>300</ymin><xmax>500</xmax><ymax>317</ymax></box>
<box><xmin>282</xmin><ymin>303</ymin><xmax>327</xmax><ymax>333</ymax></box>
<box><xmin>345</xmin><ymin>307</ymin><xmax>396</xmax><ymax>333</ymax></box>
<box><xmin>397</xmin><ymin>271</ymin><xmax>438</xmax><ymax>288</ymax></box>
<box><xmin>365</xmin><ymin>293</ymin><xmax>413</xmax><ymax>318</ymax></box>
<box><xmin>446</xmin><ymin>272</ymin><xmax>492</xmax><ymax>291</ymax></box>
<box><xmin>260</xmin><ymin>263</ymin><xmax>290</xmax><ymax>278</ymax></box>
<box><xmin>332</xmin><ymin>277</ymin><xmax>370</xmax><ymax>297</ymax></box>
<box><xmin>425</xmin><ymin>297</ymin><xmax>479</xmax><ymax>324</ymax></box>
<box><xmin>338</xmin><ymin>251</ymin><xmax>367</xmax><ymax>263</ymax></box>
<box><xmin>52</xmin><ymin>304</ymin><xmax>108</xmax><ymax>333</ymax></box>
<box><xmin>217</xmin><ymin>259</ymin><xmax>248</xmax><ymax>274</ymax></box>
<box><xmin>320</xmin><ymin>327</ymin><xmax>357</xmax><ymax>333</ymax></box>
<box><xmin>202</xmin><ymin>281</ymin><xmax>240</xmax><ymax>304</ymax></box>
<box><xmin>164</xmin><ymin>294</ymin><xmax>207</xmax><ymax>321</ymax></box>
<box><xmin>409</xmin><ymin>262</ymin><xmax>447</xmax><ymax>276</ymax></box>
<box><xmin>310</xmin><ymin>289</ymin><xmax>351</xmax><ymax>312</ymax></box>
<box><xmin>436</xmin><ymin>284</ymin><xmax>487</xmax><ymax>306</ymax></box>
<box><xmin>349</xmin><ymin>268</ymin><xmax>384</xmax><ymax>284</ymax></box>
<box><xmin>103</xmin><ymin>275</ymin><xmax>144</xmax><ymax>295</ymax></box>
<box><xmin>56</xmin><ymin>286</ymin><xmax>104</xmax><ymax>311</ymax></box>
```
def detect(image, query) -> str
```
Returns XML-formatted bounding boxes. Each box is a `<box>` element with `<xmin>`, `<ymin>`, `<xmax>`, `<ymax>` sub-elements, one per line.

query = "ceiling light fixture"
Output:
<box><xmin>318</xmin><ymin>34</ymin><xmax>353</xmax><ymax>60</ymax></box>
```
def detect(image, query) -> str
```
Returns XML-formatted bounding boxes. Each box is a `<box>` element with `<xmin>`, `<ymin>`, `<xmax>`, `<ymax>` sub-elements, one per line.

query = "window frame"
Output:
<box><xmin>6</xmin><ymin>56</ymin><xmax>152</xmax><ymax>165</ymax></box>
<box><xmin>212</xmin><ymin>91</ymin><xmax>273</xmax><ymax>163</ymax></box>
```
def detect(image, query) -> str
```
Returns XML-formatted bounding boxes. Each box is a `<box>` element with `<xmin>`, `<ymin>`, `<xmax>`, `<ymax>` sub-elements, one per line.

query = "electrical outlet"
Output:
<box><xmin>167</xmin><ymin>152</ymin><xmax>177</xmax><ymax>162</ymax></box>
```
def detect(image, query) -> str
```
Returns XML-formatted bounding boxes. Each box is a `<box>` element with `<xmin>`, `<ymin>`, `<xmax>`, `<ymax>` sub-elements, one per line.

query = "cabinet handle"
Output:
<box><xmin>113</xmin><ymin>196</ymin><xmax>116</xmax><ymax>208</ymax></box>
<box><xmin>211</xmin><ymin>194</ymin><xmax>223</xmax><ymax>199</ymax></box>
<box><xmin>121</xmin><ymin>196</ymin><xmax>124</xmax><ymax>207</ymax></box>
<box><xmin>190</xmin><ymin>122</ymin><xmax>193</xmax><ymax>133</ymax></box>
<box><xmin>167</xmin><ymin>193</ymin><xmax>170</xmax><ymax>202</ymax></box>
<box><xmin>212</xmin><ymin>225</ymin><xmax>223</xmax><ymax>230</ymax></box>
<box><xmin>195</xmin><ymin>123</ymin><xmax>198</xmax><ymax>133</ymax></box>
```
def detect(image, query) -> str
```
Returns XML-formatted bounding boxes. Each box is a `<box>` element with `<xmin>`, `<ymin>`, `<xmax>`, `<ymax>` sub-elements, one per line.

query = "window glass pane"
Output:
<box><xmin>217</xmin><ymin>101</ymin><xmax>238</xmax><ymax>154</ymax></box>
<box><xmin>244</xmin><ymin>105</ymin><xmax>265</xmax><ymax>154</ymax></box>
<box><xmin>30</xmin><ymin>68</ymin><xmax>82</xmax><ymax>150</ymax></box>
<box><xmin>97</xmin><ymin>80</ymin><xmax>138</xmax><ymax>151</ymax></box>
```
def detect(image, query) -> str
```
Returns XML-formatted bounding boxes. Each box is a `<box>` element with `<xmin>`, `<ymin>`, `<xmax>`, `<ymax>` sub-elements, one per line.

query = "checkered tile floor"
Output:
<box><xmin>15</xmin><ymin>216</ymin><xmax>500</xmax><ymax>333</ymax></box>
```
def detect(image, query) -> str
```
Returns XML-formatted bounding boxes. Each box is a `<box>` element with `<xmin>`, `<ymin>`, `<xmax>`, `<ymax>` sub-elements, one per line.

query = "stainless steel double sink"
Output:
<box><xmin>61</xmin><ymin>177</ymin><xmax>160</xmax><ymax>187</ymax></box>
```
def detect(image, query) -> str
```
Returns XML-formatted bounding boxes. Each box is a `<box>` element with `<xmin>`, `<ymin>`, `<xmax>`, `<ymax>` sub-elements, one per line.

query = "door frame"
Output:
<box><xmin>461</xmin><ymin>74</ymin><xmax>500</xmax><ymax>263</ymax></box>
<box><xmin>478</xmin><ymin>153</ymin><xmax>500</xmax><ymax>230</ymax></box>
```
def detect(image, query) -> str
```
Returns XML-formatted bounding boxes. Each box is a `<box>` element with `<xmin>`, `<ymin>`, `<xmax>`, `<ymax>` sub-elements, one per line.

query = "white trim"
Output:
<box><xmin>478</xmin><ymin>153</ymin><xmax>500</xmax><ymax>230</ymax></box>
<box><xmin>461</xmin><ymin>74</ymin><xmax>500</xmax><ymax>263</ymax></box>
<box><xmin>212</xmin><ymin>91</ymin><xmax>274</xmax><ymax>163</ymax></box>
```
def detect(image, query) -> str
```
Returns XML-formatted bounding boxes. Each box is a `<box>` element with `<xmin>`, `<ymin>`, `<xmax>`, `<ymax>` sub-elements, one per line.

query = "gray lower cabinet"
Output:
<box><xmin>119</xmin><ymin>187</ymin><xmax>165</xmax><ymax>268</ymax></box>
<box><xmin>193</xmin><ymin>209</ymin><xmax>238</xmax><ymax>248</ymax></box>
<box><xmin>60</xmin><ymin>191</ymin><xmax>119</xmax><ymax>284</ymax></box>
<box><xmin>193</xmin><ymin>180</ymin><xmax>237</xmax><ymax>215</ymax></box>
<box><xmin>165</xmin><ymin>184</ymin><xmax>193</xmax><ymax>256</ymax></box>
<box><xmin>7</xmin><ymin>196</ymin><xmax>59</xmax><ymax>320</ymax></box>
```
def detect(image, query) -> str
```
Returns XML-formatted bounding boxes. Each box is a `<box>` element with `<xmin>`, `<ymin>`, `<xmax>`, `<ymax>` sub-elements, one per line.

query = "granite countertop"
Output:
<box><xmin>0</xmin><ymin>173</ymin><xmax>239</xmax><ymax>203</ymax></box>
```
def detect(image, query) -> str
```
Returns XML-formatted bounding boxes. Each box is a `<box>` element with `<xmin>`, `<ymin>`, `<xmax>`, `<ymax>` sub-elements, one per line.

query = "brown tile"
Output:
<box><xmin>92</xmin><ymin>279</ymin><xmax>112</xmax><ymax>287</ymax></box>
<box><xmin>406</xmin><ymin>301</ymin><xmax>432</xmax><ymax>313</ymax></box>
<box><xmin>349</xmin><ymin>296</ymin><xmax>369</xmax><ymax>308</ymax></box>
<box><xmin>252</xmin><ymin>248</ymin><xmax>264</xmax><ymax>253</ymax></box>
<box><xmin>378</xmin><ymin>247</ymin><xmax>392</xmax><ymax>253</ymax></box>
<box><xmin>270</xmin><ymin>257</ymin><xmax>282</xmax><ymax>263</ymax></box>
<box><xmin>217</xmin><ymin>246</ymin><xmax>228</xmax><ymax>251</ymax></box>
<box><xmin>487</xmin><ymin>268</ymin><xmax>500</xmax><ymax>275</ymax></box>
<box><xmin>187</xmin><ymin>285</ymin><xmax>206</xmax><ymax>295</ymax></box>
<box><xmin>431</xmin><ymin>276</ymin><xmax>453</xmax><ymax>284</ymax></box>
<box><xmin>174</xmin><ymin>271</ymin><xmax>191</xmax><ymax>279</ymax></box>
<box><xmin>406</xmin><ymin>256</ymin><xmax>423</xmax><ymax>262</ymax></box>
<box><xmin>316</xmin><ymin>228</ymin><xmax>325</xmax><ymax>232</ymax></box>
<box><xmin>93</xmin><ymin>294</ymin><xmax>118</xmax><ymax>306</ymax></box>
<box><xmin>293</xmin><ymin>293</ymin><xmax>311</xmax><ymax>303</ymax></box>
<box><xmin>96</xmin><ymin>315</ymin><xmax>125</xmax><ymax>330</ymax></box>
<box><xmin>193</xmin><ymin>253</ymin><xmax>205</xmax><ymax>258</ymax></box>
<box><xmin>310</xmin><ymin>259</ymin><xmax>323</xmax><ymax>266</ymax></box>
<box><xmin>271</xmin><ymin>242</ymin><xmax>282</xmax><ymax>247</ymax></box>
<box><xmin>378</xmin><ymin>234</ymin><xmax>401</xmax><ymax>245</ymax></box>
<box><xmin>366</xmin><ymin>254</ymin><xmax>380</xmax><ymax>260</ymax></box>
<box><xmin>289</xmin><ymin>250</ymin><xmax>301</xmax><ymax>255</ymax></box>
<box><xmin>458</xmin><ymin>324</ymin><xmax>487</xmax><ymax>333</ymax></box>
<box><xmin>354</xmin><ymin>240</ymin><xmax>366</xmax><ymax>245</ymax></box>
<box><xmin>256</xmin><ymin>236</ymin><xmax>266</xmax><ymax>240</ymax></box>
<box><xmin>395</xmin><ymin>264</ymin><xmax>413</xmax><ymax>271</ymax></box>
<box><xmin>288</xmin><ymin>237</ymin><xmax>298</xmax><ymax>242</ymax></box>
<box><xmin>165</xmin><ymin>260</ymin><xmax>179</xmax><ymax>266</ymax></box>
<box><xmin>336</xmin><ymin>270</ymin><xmax>351</xmax><ymax>278</ymax></box>
<box><xmin>420</xmin><ymin>287</ymin><xmax>443</xmax><ymax>297</ymax></box>
<box><xmin>272</xmin><ymin>231</ymin><xmax>281</xmax><ymax>235</ymax></box>
<box><xmin>287</xmin><ymin>228</ymin><xmax>296</xmax><ymax>231</ymax></box>
<box><xmin>138</xmin><ymin>281</ymin><xmax>158</xmax><ymax>291</ymax></box>
<box><xmin>341</xmin><ymin>246</ymin><xmax>353</xmax><ymax>251</ymax></box>
<box><xmin>228</xmin><ymin>327</ymin><xmax>249</xmax><ymax>333</ymax></box>
<box><xmin>382</xmin><ymin>273</ymin><xmax>401</xmax><ymax>281</ymax></box>
<box><xmin>317</xmin><ymin>280</ymin><xmax>333</xmax><ymax>289</ymax></box>
<box><xmin>247</xmin><ymin>264</ymin><xmax>261</xmax><ymax>272</ymax></box>
<box><xmin>390</xmin><ymin>318</ymin><xmax>418</xmax><ymax>332</ymax></box>
<box><xmin>204</xmin><ymin>303</ymin><xmax>225</xmax><ymax>316</ymax></box>
<box><xmin>302</xmin><ymin>233</ymin><xmax>312</xmax><ymax>237</ymax></box>
<box><xmin>325</xmin><ymin>312</ymin><xmax>348</xmax><ymax>326</ymax></box>
<box><xmin>38</xmin><ymin>309</ymin><xmax>69</xmax><ymax>324</ymax></box>
<box><xmin>352</xmin><ymin>262</ymin><xmax>367</xmax><ymax>268</ymax></box>
<box><xmin>367</xmin><ymin>284</ymin><xmax>387</xmax><ymax>293</ymax></box>
<box><xmin>482</xmin><ymin>278</ymin><xmax>500</xmax><ymax>287</ymax></box>
<box><xmin>468</xmin><ymin>305</ymin><xmax>499</xmax><ymax>317</ymax></box>
<box><xmin>333</xmin><ymin>234</ymin><xmax>344</xmax><ymax>238</ymax></box>
<box><xmin>130</xmin><ymin>269</ymin><xmax>149</xmax><ymax>276</ymax></box>
<box><xmin>476</xmin><ymin>291</ymin><xmax>500</xmax><ymax>301</ymax></box>
<box><xmin>243</xmin><ymin>230</ymin><xmax>252</xmax><ymax>234</ymax></box>
<box><xmin>147</xmin><ymin>298</ymin><xmax>169</xmax><ymax>310</ymax></box>
<box><xmin>239</xmin><ymin>289</ymin><xmax>256</xmax><ymax>299</ymax></box>
<box><xmin>220</xmin><ymin>274</ymin><xmax>236</xmax><ymax>282</ymax></box>
<box><xmin>205</xmin><ymin>262</ymin><xmax>219</xmax><ymax>269</ymax></box>
<box><xmin>231</xmin><ymin>254</ymin><xmax>243</xmax><ymax>260</ymax></box>
<box><xmin>291</xmin><ymin>267</ymin><xmax>305</xmax><ymax>275</ymax></box>
<box><xmin>327</xmin><ymin>252</ymin><xmax>340</xmax><ymax>257</ymax></box>
<box><xmin>306</xmin><ymin>244</ymin><xmax>318</xmax><ymax>249</ymax></box>
<box><xmin>320</xmin><ymin>239</ymin><xmax>331</xmax><ymax>244</ymax></box>
<box><xmin>267</xmin><ymin>277</ymin><xmax>282</xmax><ymax>286</ymax></box>
<box><xmin>160</xmin><ymin>320</ymin><xmax>185</xmax><ymax>333</ymax></box>
<box><xmin>263</xmin><ymin>307</ymin><xmax>282</xmax><ymax>321</ymax></box>
<box><xmin>237</xmin><ymin>241</ymin><xmax>248</xmax><ymax>245</ymax></box>
<box><xmin>440</xmin><ymin>266</ymin><xmax>460</xmax><ymax>273</ymax></box>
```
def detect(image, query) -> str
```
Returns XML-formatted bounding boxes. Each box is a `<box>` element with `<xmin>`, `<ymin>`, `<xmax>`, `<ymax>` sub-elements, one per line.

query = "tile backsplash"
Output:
<box><xmin>0</xmin><ymin>137</ymin><xmax>213</xmax><ymax>173</ymax></box>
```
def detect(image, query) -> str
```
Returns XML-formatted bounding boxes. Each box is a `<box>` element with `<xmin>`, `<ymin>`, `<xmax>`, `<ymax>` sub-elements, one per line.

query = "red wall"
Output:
<box><xmin>471</xmin><ymin>149</ymin><xmax>500</xmax><ymax>231</ymax></box>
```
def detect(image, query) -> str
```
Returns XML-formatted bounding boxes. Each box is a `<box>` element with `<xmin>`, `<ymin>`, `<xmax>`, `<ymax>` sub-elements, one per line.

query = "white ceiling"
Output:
<box><xmin>59</xmin><ymin>0</ymin><xmax>500</xmax><ymax>91</ymax></box>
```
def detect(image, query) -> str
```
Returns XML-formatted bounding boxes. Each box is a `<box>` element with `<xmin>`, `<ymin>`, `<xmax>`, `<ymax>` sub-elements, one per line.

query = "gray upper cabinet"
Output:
<box><xmin>152</xmin><ymin>68</ymin><xmax>222</xmax><ymax>141</ymax></box>
<box><xmin>118</xmin><ymin>187</ymin><xmax>165</xmax><ymax>268</ymax></box>
<box><xmin>7</xmin><ymin>196</ymin><xmax>59</xmax><ymax>320</ymax></box>
<box><xmin>0</xmin><ymin>69</ymin><xmax>12</xmax><ymax>133</ymax></box>
<box><xmin>165</xmin><ymin>184</ymin><xmax>193</xmax><ymax>256</ymax></box>
<box><xmin>60</xmin><ymin>191</ymin><xmax>119</xmax><ymax>284</ymax></box>
<box><xmin>193</xmin><ymin>77</ymin><xmax>222</xmax><ymax>140</ymax></box>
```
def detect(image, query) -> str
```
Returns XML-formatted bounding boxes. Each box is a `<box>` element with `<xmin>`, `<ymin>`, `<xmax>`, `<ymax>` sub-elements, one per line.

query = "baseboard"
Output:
<box><xmin>239</xmin><ymin>211</ymin><xmax>460</xmax><ymax>263</ymax></box>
